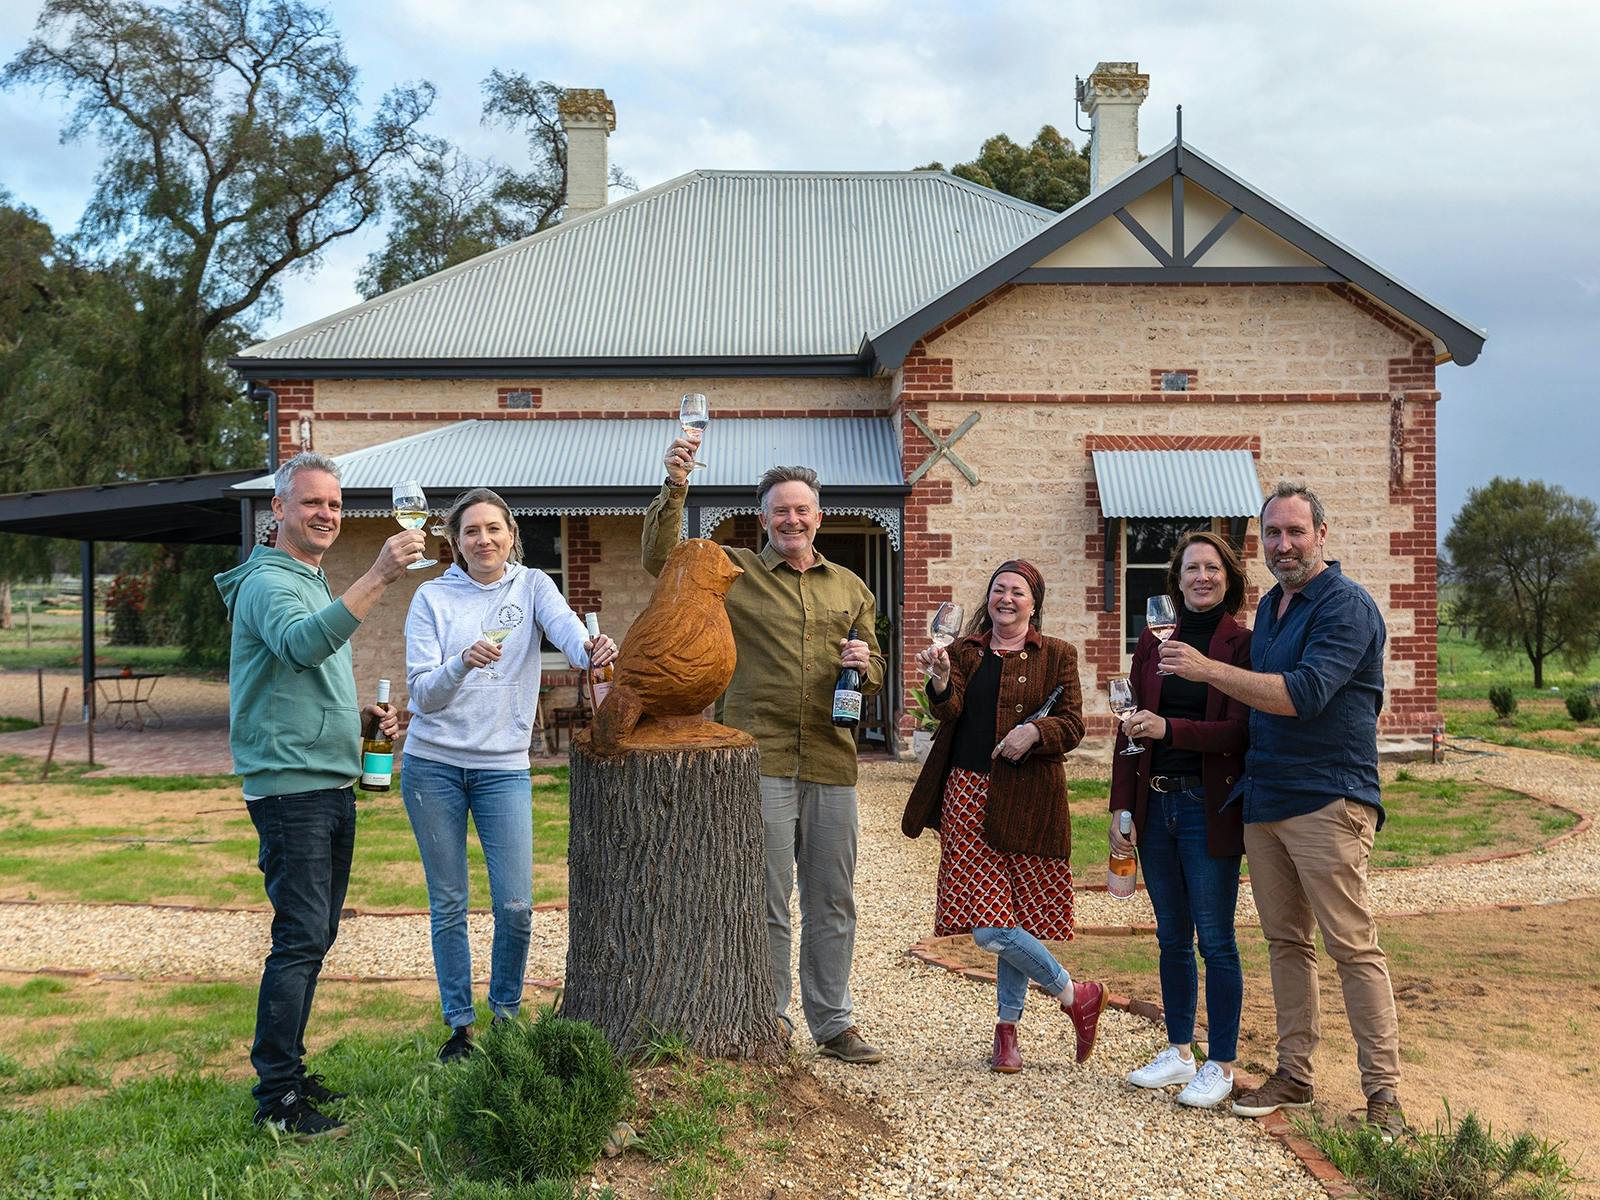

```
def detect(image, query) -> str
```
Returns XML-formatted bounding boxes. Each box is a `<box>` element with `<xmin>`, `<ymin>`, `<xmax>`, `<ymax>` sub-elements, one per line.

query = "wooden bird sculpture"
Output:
<box><xmin>590</xmin><ymin>539</ymin><xmax>744</xmax><ymax>753</ymax></box>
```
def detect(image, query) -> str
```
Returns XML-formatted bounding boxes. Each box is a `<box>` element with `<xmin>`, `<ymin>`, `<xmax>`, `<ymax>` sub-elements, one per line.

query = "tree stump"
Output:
<box><xmin>564</xmin><ymin>722</ymin><xmax>785</xmax><ymax>1062</ymax></box>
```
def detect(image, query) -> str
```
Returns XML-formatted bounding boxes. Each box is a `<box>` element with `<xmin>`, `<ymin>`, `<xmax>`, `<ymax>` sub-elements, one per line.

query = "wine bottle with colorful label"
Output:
<box><xmin>360</xmin><ymin>678</ymin><xmax>394</xmax><ymax>791</ymax></box>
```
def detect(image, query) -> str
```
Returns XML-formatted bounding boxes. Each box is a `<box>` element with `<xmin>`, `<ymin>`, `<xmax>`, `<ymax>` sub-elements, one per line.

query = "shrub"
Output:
<box><xmin>104</xmin><ymin>573</ymin><xmax>148</xmax><ymax>645</ymax></box>
<box><xmin>1565</xmin><ymin>692</ymin><xmax>1594</xmax><ymax>723</ymax></box>
<box><xmin>1488</xmin><ymin>685</ymin><xmax>1518</xmax><ymax>720</ymax></box>
<box><xmin>142</xmin><ymin>545</ymin><xmax>236</xmax><ymax>669</ymax></box>
<box><xmin>445</xmin><ymin>1010</ymin><xmax>630</xmax><ymax>1188</ymax></box>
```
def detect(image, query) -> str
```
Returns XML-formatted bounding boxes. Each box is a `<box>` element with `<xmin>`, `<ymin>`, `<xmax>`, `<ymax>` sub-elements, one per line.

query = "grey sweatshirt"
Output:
<box><xmin>404</xmin><ymin>562</ymin><xmax>590</xmax><ymax>770</ymax></box>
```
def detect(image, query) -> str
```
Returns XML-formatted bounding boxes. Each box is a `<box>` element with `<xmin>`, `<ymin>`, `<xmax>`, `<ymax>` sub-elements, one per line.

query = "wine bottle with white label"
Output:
<box><xmin>584</xmin><ymin>612</ymin><xmax>613</xmax><ymax>708</ymax></box>
<box><xmin>831</xmin><ymin>625</ymin><xmax>863</xmax><ymax>728</ymax></box>
<box><xmin>360</xmin><ymin>678</ymin><xmax>395</xmax><ymax>792</ymax></box>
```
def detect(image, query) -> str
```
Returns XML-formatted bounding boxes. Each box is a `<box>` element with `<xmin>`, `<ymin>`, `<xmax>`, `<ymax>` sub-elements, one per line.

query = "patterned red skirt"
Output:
<box><xmin>934</xmin><ymin>766</ymin><xmax>1075</xmax><ymax>940</ymax></box>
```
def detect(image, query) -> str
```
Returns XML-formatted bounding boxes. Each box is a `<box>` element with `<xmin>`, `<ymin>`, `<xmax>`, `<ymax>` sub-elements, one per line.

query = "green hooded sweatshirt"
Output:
<box><xmin>214</xmin><ymin>546</ymin><xmax>364</xmax><ymax>796</ymax></box>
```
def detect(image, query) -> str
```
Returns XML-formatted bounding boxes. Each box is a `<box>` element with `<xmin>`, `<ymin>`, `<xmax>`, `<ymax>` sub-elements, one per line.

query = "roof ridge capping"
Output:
<box><xmin>864</xmin><ymin>137</ymin><xmax>1486</xmax><ymax>371</ymax></box>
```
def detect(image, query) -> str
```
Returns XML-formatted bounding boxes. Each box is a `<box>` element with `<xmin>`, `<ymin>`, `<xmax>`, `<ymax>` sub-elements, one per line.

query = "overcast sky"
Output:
<box><xmin>3</xmin><ymin>0</ymin><xmax>1596</xmax><ymax>530</ymax></box>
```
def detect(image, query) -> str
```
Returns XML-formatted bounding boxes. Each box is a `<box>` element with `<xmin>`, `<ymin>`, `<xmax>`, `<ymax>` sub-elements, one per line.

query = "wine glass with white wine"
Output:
<box><xmin>1147</xmin><ymin>594</ymin><xmax>1178</xmax><ymax>674</ymax></box>
<box><xmin>1108</xmin><ymin>675</ymin><xmax>1144</xmax><ymax>756</ymax></box>
<box><xmin>479</xmin><ymin>588</ymin><xmax>515</xmax><ymax>680</ymax></box>
<box><xmin>679</xmin><ymin>393</ymin><xmax>709</xmax><ymax>471</ymax></box>
<box><xmin>925</xmin><ymin>602</ymin><xmax>965</xmax><ymax>677</ymax></box>
<box><xmin>391</xmin><ymin>481</ymin><xmax>436</xmax><ymax>571</ymax></box>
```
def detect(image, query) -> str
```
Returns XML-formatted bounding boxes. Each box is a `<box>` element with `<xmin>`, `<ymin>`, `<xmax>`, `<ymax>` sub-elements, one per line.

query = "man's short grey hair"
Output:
<box><xmin>1260</xmin><ymin>479</ymin><xmax>1326</xmax><ymax>529</ymax></box>
<box><xmin>757</xmin><ymin>465</ymin><xmax>822</xmax><ymax>512</ymax></box>
<box><xmin>274</xmin><ymin>452</ymin><xmax>342</xmax><ymax>498</ymax></box>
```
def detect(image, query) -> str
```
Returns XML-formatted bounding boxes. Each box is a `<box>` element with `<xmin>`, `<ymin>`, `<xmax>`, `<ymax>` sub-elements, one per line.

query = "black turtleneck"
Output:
<box><xmin>1150</xmin><ymin>603</ymin><xmax>1226</xmax><ymax>778</ymax></box>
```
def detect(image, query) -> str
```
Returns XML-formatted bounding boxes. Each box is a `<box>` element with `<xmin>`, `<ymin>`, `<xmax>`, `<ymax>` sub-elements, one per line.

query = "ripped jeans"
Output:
<box><xmin>972</xmin><ymin>926</ymin><xmax>1072</xmax><ymax>1023</ymax></box>
<box><xmin>402</xmin><ymin>754</ymin><xmax>533</xmax><ymax>1028</ymax></box>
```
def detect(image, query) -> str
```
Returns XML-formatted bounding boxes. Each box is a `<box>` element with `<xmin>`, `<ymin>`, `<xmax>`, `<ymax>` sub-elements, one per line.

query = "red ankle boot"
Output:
<box><xmin>991</xmin><ymin>1022</ymin><xmax>1022</xmax><ymax>1073</ymax></box>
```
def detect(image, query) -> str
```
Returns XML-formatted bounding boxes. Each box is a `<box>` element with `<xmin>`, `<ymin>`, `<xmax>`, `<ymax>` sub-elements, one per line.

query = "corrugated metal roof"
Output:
<box><xmin>238</xmin><ymin>172</ymin><xmax>1055</xmax><ymax>362</ymax></box>
<box><xmin>233</xmin><ymin>417</ymin><xmax>903</xmax><ymax>493</ymax></box>
<box><xmin>1091</xmin><ymin>450</ymin><xmax>1262</xmax><ymax>518</ymax></box>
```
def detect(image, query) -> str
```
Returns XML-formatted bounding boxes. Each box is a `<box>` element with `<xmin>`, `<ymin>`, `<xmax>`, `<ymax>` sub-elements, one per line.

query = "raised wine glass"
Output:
<box><xmin>1108</xmin><ymin>675</ymin><xmax>1144</xmax><ymax>756</ymax></box>
<box><xmin>391</xmin><ymin>481</ymin><xmax>436</xmax><ymax>570</ymax></box>
<box><xmin>679</xmin><ymin>393</ymin><xmax>709</xmax><ymax>470</ymax></box>
<box><xmin>1147</xmin><ymin>594</ymin><xmax>1178</xmax><ymax>674</ymax></box>
<box><xmin>925</xmin><ymin>602</ymin><xmax>965</xmax><ymax>677</ymax></box>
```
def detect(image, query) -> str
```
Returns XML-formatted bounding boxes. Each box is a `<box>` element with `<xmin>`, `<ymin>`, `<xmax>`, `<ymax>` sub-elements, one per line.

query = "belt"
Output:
<box><xmin>1148</xmin><ymin>774</ymin><xmax>1201</xmax><ymax>794</ymax></box>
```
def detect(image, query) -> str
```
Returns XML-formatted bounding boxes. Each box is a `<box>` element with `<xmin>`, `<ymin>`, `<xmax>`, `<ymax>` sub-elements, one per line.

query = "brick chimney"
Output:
<box><xmin>558</xmin><ymin>88</ymin><xmax>616</xmax><ymax>220</ymax></box>
<box><xmin>1081</xmin><ymin>62</ymin><xmax>1149</xmax><ymax>192</ymax></box>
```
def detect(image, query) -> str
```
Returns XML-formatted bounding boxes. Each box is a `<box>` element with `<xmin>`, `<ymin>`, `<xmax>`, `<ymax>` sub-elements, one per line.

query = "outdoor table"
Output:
<box><xmin>94</xmin><ymin>672</ymin><xmax>166</xmax><ymax>731</ymax></box>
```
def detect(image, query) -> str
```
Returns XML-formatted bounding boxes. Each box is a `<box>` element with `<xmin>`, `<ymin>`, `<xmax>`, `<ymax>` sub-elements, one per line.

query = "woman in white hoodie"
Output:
<box><xmin>402</xmin><ymin>487</ymin><xmax>616</xmax><ymax>1061</ymax></box>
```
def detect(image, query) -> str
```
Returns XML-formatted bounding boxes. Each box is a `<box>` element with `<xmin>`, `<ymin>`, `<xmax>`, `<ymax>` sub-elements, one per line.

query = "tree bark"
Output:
<box><xmin>564</xmin><ymin>724</ymin><xmax>785</xmax><ymax>1063</ymax></box>
<box><xmin>0</xmin><ymin>581</ymin><xmax>11</xmax><ymax>630</ymax></box>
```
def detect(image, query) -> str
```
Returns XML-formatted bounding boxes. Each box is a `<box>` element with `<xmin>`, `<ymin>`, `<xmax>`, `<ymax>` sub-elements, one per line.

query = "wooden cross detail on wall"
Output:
<box><xmin>906</xmin><ymin>411</ymin><xmax>981</xmax><ymax>485</ymax></box>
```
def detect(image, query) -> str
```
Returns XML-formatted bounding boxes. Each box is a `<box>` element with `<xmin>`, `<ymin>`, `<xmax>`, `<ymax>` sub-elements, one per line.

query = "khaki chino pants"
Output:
<box><xmin>1243</xmin><ymin>798</ymin><xmax>1401</xmax><ymax>1098</ymax></box>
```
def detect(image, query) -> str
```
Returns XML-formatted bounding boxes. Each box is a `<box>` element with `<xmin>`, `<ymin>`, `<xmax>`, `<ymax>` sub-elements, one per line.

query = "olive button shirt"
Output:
<box><xmin>642</xmin><ymin>482</ymin><xmax>885</xmax><ymax>786</ymax></box>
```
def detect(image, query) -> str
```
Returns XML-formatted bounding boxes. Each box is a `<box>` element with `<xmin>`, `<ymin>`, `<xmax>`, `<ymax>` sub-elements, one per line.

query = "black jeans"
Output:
<box><xmin>246</xmin><ymin>787</ymin><xmax>357</xmax><ymax>1106</ymax></box>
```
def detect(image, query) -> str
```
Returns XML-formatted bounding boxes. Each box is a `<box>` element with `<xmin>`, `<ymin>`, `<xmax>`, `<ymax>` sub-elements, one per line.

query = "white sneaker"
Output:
<box><xmin>1127</xmin><ymin>1046</ymin><xmax>1197</xmax><ymax>1088</ymax></box>
<box><xmin>1177</xmin><ymin>1060</ymin><xmax>1234</xmax><ymax>1109</ymax></box>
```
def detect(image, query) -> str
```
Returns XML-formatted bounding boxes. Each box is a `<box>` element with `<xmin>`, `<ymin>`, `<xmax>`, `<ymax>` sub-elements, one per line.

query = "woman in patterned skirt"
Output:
<box><xmin>902</xmin><ymin>560</ymin><xmax>1105</xmax><ymax>1073</ymax></box>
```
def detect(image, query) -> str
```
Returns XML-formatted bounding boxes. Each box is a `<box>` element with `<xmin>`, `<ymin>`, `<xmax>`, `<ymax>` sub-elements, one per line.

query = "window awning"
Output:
<box><xmin>231</xmin><ymin>417</ymin><xmax>905</xmax><ymax>497</ymax></box>
<box><xmin>1091</xmin><ymin>450</ymin><xmax>1261</xmax><ymax>519</ymax></box>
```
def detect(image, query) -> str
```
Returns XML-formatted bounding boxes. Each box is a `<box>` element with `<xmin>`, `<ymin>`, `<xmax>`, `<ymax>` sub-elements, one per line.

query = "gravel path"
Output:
<box><xmin>2</xmin><ymin>744</ymin><xmax>1595</xmax><ymax>1199</ymax></box>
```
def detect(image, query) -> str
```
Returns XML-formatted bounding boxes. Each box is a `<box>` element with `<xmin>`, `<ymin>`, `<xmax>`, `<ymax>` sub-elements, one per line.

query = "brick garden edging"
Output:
<box><xmin>904</xmin><ymin>936</ymin><xmax>1359</xmax><ymax>1200</ymax></box>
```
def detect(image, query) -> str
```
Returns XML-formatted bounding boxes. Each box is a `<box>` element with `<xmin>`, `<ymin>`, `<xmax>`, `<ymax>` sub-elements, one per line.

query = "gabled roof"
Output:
<box><xmin>865</xmin><ymin>140</ymin><xmax>1487</xmax><ymax>371</ymax></box>
<box><xmin>230</xmin><ymin>171</ymin><xmax>1056</xmax><ymax>374</ymax></box>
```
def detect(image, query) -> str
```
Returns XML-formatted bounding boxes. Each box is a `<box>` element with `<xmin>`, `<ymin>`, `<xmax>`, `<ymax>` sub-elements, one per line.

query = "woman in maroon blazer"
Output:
<box><xmin>902</xmin><ymin>560</ymin><xmax>1106</xmax><ymax>1075</ymax></box>
<box><xmin>1111</xmin><ymin>531</ymin><xmax>1252</xmax><ymax>1110</ymax></box>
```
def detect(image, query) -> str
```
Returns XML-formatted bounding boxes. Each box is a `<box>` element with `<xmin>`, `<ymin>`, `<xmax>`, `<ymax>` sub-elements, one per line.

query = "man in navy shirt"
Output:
<box><xmin>1159</xmin><ymin>481</ymin><xmax>1404</xmax><ymax>1141</ymax></box>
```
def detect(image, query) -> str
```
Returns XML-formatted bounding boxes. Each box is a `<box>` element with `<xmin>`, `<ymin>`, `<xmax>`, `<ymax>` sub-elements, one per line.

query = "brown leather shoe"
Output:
<box><xmin>1365</xmin><ymin>1089</ymin><xmax>1407</xmax><ymax>1143</ymax></box>
<box><xmin>818</xmin><ymin>1026</ymin><xmax>883</xmax><ymax>1065</ymax></box>
<box><xmin>991</xmin><ymin>1022</ymin><xmax>1022</xmax><ymax>1073</ymax></box>
<box><xmin>1231</xmin><ymin>1068</ymin><xmax>1314</xmax><ymax>1117</ymax></box>
<box><xmin>1062</xmin><ymin>980</ymin><xmax>1107</xmax><ymax>1063</ymax></box>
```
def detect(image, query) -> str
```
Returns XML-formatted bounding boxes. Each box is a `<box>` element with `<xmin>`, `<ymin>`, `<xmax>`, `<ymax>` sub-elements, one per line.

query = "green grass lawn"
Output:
<box><xmin>3</xmin><ymin>764</ymin><xmax>1566</xmax><ymax>910</ymax></box>
<box><xmin>0</xmin><ymin>599</ymin><xmax>211</xmax><ymax>675</ymax></box>
<box><xmin>1435</xmin><ymin>628</ymin><xmax>1600</xmax><ymax>761</ymax></box>
<box><xmin>1063</xmin><ymin>773</ymin><xmax>1564</xmax><ymax>878</ymax></box>
<box><xmin>0</xmin><ymin>975</ymin><xmax>552</xmax><ymax>1200</ymax></box>
<box><xmin>0</xmin><ymin>765</ymin><xmax>573</xmax><ymax>908</ymax></box>
<box><xmin>1437</xmin><ymin>626</ymin><xmax>1596</xmax><ymax>702</ymax></box>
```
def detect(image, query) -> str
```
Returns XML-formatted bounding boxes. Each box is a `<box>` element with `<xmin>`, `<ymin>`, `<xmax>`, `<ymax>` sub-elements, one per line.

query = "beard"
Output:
<box><xmin>1269</xmin><ymin>552</ymin><xmax>1320</xmax><ymax>589</ymax></box>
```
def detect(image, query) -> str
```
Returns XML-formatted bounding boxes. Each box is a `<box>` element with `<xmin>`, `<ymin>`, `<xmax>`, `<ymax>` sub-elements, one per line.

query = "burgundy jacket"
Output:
<box><xmin>902</xmin><ymin>629</ymin><xmax>1086</xmax><ymax>859</ymax></box>
<box><xmin>1109</xmin><ymin>610</ymin><xmax>1252</xmax><ymax>858</ymax></box>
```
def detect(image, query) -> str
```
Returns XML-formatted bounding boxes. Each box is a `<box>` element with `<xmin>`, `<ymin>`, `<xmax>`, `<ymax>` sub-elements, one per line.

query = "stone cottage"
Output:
<box><xmin>229</xmin><ymin>65</ymin><xmax>1485</xmax><ymax>744</ymax></box>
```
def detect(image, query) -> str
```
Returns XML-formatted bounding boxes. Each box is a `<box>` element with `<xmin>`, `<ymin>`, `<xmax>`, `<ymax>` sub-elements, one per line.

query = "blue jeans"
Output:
<box><xmin>1138</xmin><ymin>786</ymin><xmax>1243</xmax><ymax>1061</ymax></box>
<box><xmin>972</xmin><ymin>926</ymin><xmax>1071</xmax><ymax>1023</ymax></box>
<box><xmin>402</xmin><ymin>754</ymin><xmax>533</xmax><ymax>1028</ymax></box>
<box><xmin>246</xmin><ymin>787</ymin><xmax>356</xmax><ymax>1106</ymax></box>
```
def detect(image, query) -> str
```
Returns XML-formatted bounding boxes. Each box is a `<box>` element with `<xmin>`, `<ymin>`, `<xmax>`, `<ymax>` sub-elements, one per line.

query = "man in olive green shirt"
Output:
<box><xmin>644</xmin><ymin>437</ymin><xmax>886</xmax><ymax>1063</ymax></box>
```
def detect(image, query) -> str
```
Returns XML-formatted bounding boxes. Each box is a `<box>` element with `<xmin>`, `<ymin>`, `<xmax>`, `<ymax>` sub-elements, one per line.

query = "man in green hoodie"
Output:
<box><xmin>216</xmin><ymin>451</ymin><xmax>424</xmax><ymax>1138</ymax></box>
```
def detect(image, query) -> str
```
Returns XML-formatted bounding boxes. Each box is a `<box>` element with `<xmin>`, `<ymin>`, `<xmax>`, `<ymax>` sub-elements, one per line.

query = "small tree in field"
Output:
<box><xmin>1444</xmin><ymin>477</ymin><xmax>1600</xmax><ymax>689</ymax></box>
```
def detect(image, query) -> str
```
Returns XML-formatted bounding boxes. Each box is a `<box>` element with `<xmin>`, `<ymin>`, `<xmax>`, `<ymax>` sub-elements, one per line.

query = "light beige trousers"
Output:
<box><xmin>1244</xmin><ymin>798</ymin><xmax>1401</xmax><ymax>1098</ymax></box>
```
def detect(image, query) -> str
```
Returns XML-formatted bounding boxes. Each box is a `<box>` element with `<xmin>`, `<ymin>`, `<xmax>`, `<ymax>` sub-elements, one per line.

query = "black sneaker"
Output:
<box><xmin>300</xmin><ymin>1073</ymin><xmax>348</xmax><ymax>1105</ymax></box>
<box><xmin>253</xmin><ymin>1089</ymin><xmax>349</xmax><ymax>1140</ymax></box>
<box><xmin>439</xmin><ymin>1026</ymin><xmax>475</xmax><ymax>1062</ymax></box>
